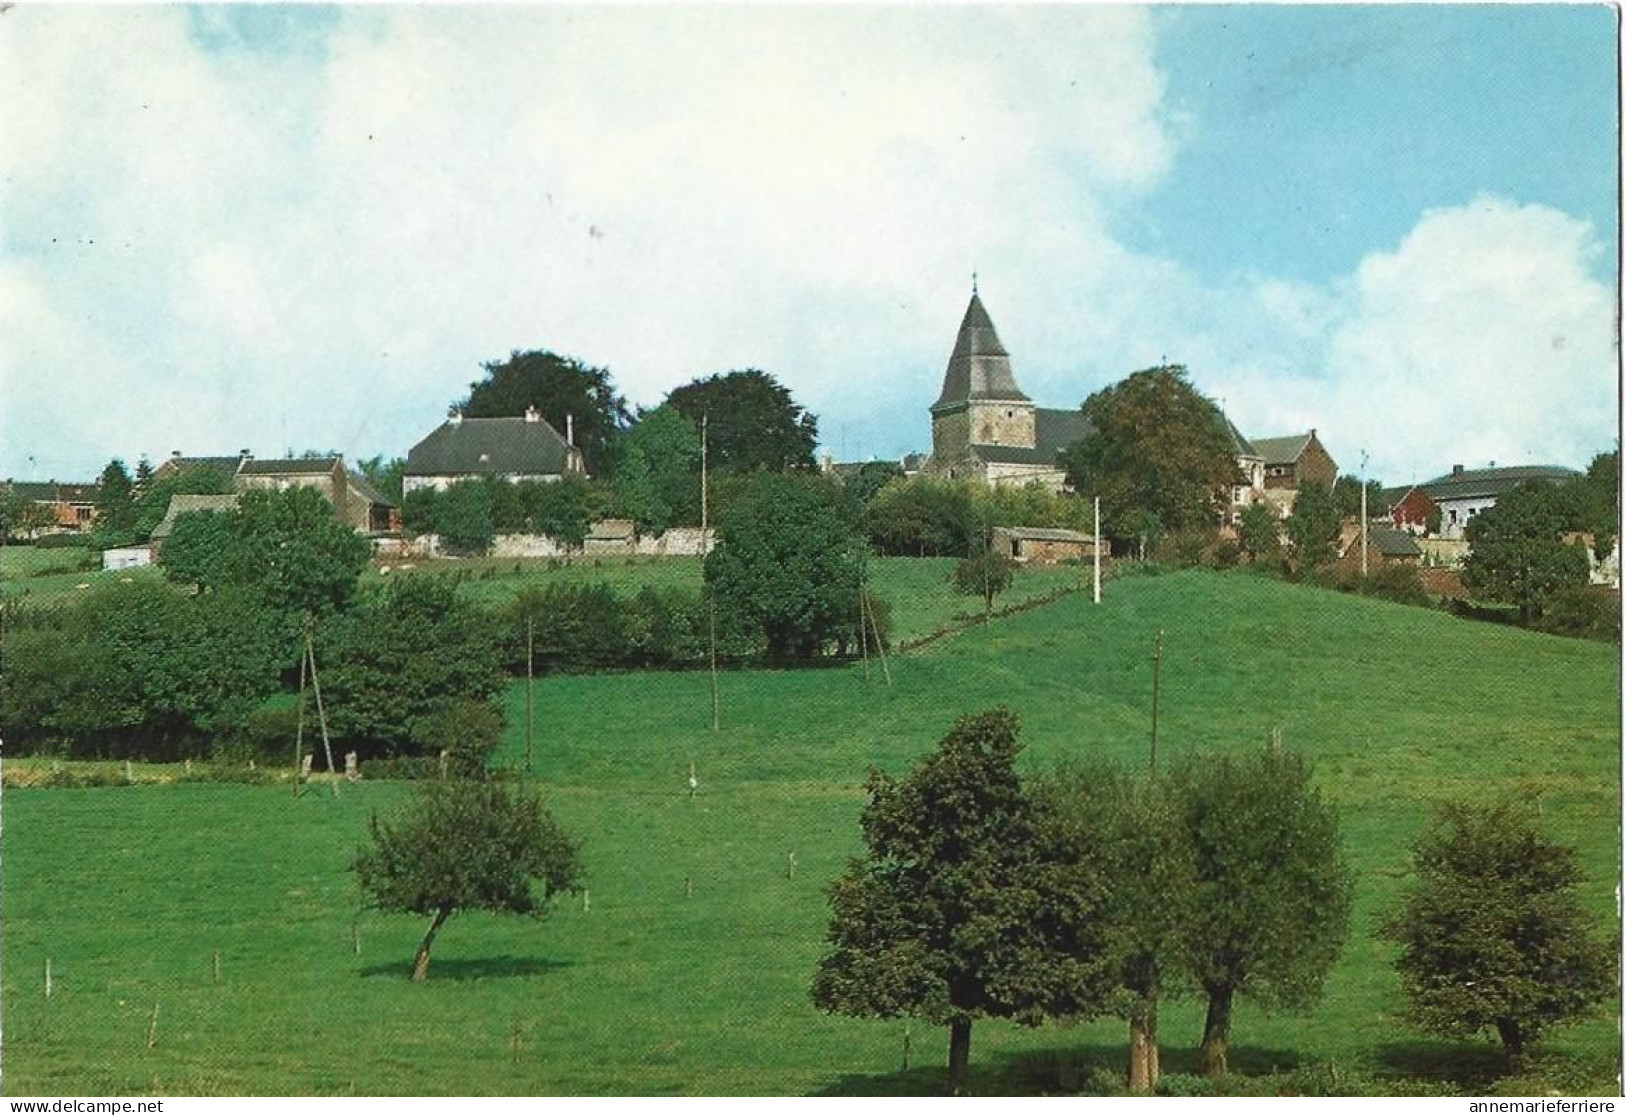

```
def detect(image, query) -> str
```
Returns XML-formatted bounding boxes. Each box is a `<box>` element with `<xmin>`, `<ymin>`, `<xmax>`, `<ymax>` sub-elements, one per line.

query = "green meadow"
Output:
<box><xmin>2</xmin><ymin>570</ymin><xmax>1618</xmax><ymax>1095</ymax></box>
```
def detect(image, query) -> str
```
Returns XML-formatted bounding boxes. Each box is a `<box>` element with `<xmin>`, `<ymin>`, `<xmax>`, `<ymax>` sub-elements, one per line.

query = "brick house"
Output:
<box><xmin>1250</xmin><ymin>431</ymin><xmax>1338</xmax><ymax>491</ymax></box>
<box><xmin>403</xmin><ymin>407</ymin><xmax>586</xmax><ymax>493</ymax></box>
<box><xmin>4</xmin><ymin>481</ymin><xmax>100</xmax><ymax>532</ymax></box>
<box><xmin>236</xmin><ymin>457</ymin><xmax>397</xmax><ymax>533</ymax></box>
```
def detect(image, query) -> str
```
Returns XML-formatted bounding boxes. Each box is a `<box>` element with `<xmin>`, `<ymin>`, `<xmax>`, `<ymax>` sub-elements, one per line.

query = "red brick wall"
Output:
<box><xmin>1389</xmin><ymin>488</ymin><xmax>1435</xmax><ymax>531</ymax></box>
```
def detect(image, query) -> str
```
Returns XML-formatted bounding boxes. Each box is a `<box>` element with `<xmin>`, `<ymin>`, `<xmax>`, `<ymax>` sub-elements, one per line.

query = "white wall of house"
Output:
<box><xmin>1435</xmin><ymin>496</ymin><xmax>1498</xmax><ymax>540</ymax></box>
<box><xmin>402</xmin><ymin>473</ymin><xmax>567</xmax><ymax>495</ymax></box>
<box><xmin>102</xmin><ymin>546</ymin><xmax>154</xmax><ymax>571</ymax></box>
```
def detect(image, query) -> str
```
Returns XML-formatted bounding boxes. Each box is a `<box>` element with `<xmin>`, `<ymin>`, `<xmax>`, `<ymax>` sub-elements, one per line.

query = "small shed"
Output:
<box><xmin>102</xmin><ymin>545</ymin><xmax>154</xmax><ymax>571</ymax></box>
<box><xmin>991</xmin><ymin>526</ymin><xmax>1095</xmax><ymax>566</ymax></box>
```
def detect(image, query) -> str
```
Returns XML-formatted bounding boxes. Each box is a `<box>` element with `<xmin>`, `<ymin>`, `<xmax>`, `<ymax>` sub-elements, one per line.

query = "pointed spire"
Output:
<box><xmin>931</xmin><ymin>287</ymin><xmax>1028</xmax><ymax>411</ymax></box>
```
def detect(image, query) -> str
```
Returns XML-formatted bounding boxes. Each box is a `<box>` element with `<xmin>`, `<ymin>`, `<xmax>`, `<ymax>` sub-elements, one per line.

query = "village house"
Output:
<box><xmin>3</xmin><ymin>480</ymin><xmax>101</xmax><ymax>533</ymax></box>
<box><xmin>1337</xmin><ymin>525</ymin><xmax>1423</xmax><ymax>570</ymax></box>
<box><xmin>403</xmin><ymin>407</ymin><xmax>586</xmax><ymax>494</ymax></box>
<box><xmin>149</xmin><ymin>451</ymin><xmax>251</xmax><ymax>486</ymax></box>
<box><xmin>1250</xmin><ymin>431</ymin><xmax>1338</xmax><ymax>493</ymax></box>
<box><xmin>236</xmin><ymin>456</ymin><xmax>397</xmax><ymax>533</ymax></box>
<box><xmin>1389</xmin><ymin>463</ymin><xmax>1580</xmax><ymax>540</ymax></box>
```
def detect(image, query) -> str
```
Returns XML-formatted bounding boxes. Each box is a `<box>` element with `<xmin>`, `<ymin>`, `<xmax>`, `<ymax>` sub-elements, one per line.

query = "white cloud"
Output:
<box><xmin>0</xmin><ymin>8</ymin><xmax>1612</xmax><ymax>489</ymax></box>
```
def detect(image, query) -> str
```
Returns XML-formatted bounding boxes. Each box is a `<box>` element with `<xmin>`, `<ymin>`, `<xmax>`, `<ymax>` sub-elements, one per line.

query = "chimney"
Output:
<box><xmin>239</xmin><ymin>448</ymin><xmax>251</xmax><ymax>458</ymax></box>
<box><xmin>566</xmin><ymin>413</ymin><xmax>574</xmax><ymax>445</ymax></box>
<box><xmin>524</xmin><ymin>405</ymin><xmax>540</xmax><ymax>424</ymax></box>
<box><xmin>171</xmin><ymin>450</ymin><xmax>182</xmax><ymax>459</ymax></box>
<box><xmin>448</xmin><ymin>407</ymin><xmax>463</xmax><ymax>427</ymax></box>
<box><xmin>1452</xmin><ymin>464</ymin><xmax>1464</xmax><ymax>476</ymax></box>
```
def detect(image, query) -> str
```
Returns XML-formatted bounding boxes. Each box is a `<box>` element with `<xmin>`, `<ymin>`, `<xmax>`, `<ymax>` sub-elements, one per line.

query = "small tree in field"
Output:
<box><xmin>1236</xmin><ymin>502</ymin><xmax>1281</xmax><ymax>564</ymax></box>
<box><xmin>1383</xmin><ymin>801</ymin><xmax>1617</xmax><ymax>1063</ymax></box>
<box><xmin>354</xmin><ymin>780</ymin><xmax>583</xmax><ymax>981</ymax></box>
<box><xmin>1167</xmin><ymin>746</ymin><xmax>1351</xmax><ymax>1077</ymax></box>
<box><xmin>810</xmin><ymin>708</ymin><xmax>1066</xmax><ymax>1095</ymax></box>
<box><xmin>952</xmin><ymin>548</ymin><xmax>1015</xmax><ymax>616</ymax></box>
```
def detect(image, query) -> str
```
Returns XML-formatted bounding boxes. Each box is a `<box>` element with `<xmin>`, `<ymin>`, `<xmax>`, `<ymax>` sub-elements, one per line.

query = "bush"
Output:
<box><xmin>1159</xmin><ymin>526</ymin><xmax>1216</xmax><ymax>569</ymax></box>
<box><xmin>1208</xmin><ymin>539</ymin><xmax>1242</xmax><ymax>570</ymax></box>
<box><xmin>224</xmin><ymin>704</ymin><xmax>305</xmax><ymax>764</ymax></box>
<box><xmin>35</xmin><ymin>533</ymin><xmax>90</xmax><ymax>550</ymax></box>
<box><xmin>1155</xmin><ymin>1073</ymin><xmax>1213</xmax><ymax>1097</ymax></box>
<box><xmin>1365</xmin><ymin>562</ymin><xmax>1430</xmax><ymax>607</ymax></box>
<box><xmin>1532</xmin><ymin>586</ymin><xmax>1620</xmax><ymax>643</ymax></box>
<box><xmin>409</xmin><ymin>699</ymin><xmax>504</xmax><ymax>778</ymax></box>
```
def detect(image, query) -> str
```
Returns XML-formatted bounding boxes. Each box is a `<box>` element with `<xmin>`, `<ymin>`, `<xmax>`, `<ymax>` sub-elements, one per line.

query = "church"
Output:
<box><xmin>917</xmin><ymin>287</ymin><xmax>1335</xmax><ymax>520</ymax></box>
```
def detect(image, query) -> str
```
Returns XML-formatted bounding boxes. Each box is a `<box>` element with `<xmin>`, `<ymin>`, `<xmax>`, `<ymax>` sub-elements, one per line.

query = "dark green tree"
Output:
<box><xmin>224</xmin><ymin>487</ymin><xmax>371</xmax><ymax>616</ymax></box>
<box><xmin>704</xmin><ymin>475</ymin><xmax>864</xmax><ymax>660</ymax></box>
<box><xmin>354</xmin><ymin>780</ymin><xmax>583</xmax><ymax>981</ymax></box>
<box><xmin>952</xmin><ymin>547</ymin><xmax>1015</xmax><ymax>616</ymax></box>
<box><xmin>436</xmin><ymin>481</ymin><xmax>496</xmax><ymax>555</ymax></box>
<box><xmin>1462</xmin><ymin>482</ymin><xmax>1590</xmax><ymax>623</ymax></box>
<box><xmin>1331</xmin><ymin>474</ymin><xmax>1385</xmax><ymax>521</ymax></box>
<box><xmin>666</xmin><ymin>369</ymin><xmax>818</xmax><ymax>473</ymax></box>
<box><xmin>519</xmin><ymin>474</ymin><xmax>595</xmax><ymax>550</ymax></box>
<box><xmin>864</xmin><ymin>476</ymin><xmax>977</xmax><ymax>557</ymax></box>
<box><xmin>461</xmin><ymin>349</ymin><xmax>631</xmax><ymax>476</ymax></box>
<box><xmin>1382</xmin><ymin>801</ymin><xmax>1617</xmax><ymax>1062</ymax></box>
<box><xmin>612</xmin><ymin>404</ymin><xmax>702</xmax><ymax>533</ymax></box>
<box><xmin>1286</xmin><ymin>480</ymin><xmax>1341</xmax><ymax>572</ymax></box>
<box><xmin>130</xmin><ymin>464</ymin><xmax>235</xmax><ymax>542</ymax></box>
<box><xmin>1167</xmin><ymin>747</ymin><xmax>1352</xmax><ymax>1077</ymax></box>
<box><xmin>0</xmin><ymin>489</ymin><xmax>54</xmax><ymax>541</ymax></box>
<box><xmin>1033</xmin><ymin>763</ymin><xmax>1192</xmax><ymax>1093</ymax></box>
<box><xmin>844</xmin><ymin>461</ymin><xmax>905</xmax><ymax>508</ymax></box>
<box><xmin>1236</xmin><ymin>502</ymin><xmax>1281</xmax><ymax>564</ymax></box>
<box><xmin>93</xmin><ymin>459</ymin><xmax>138</xmax><ymax>545</ymax></box>
<box><xmin>158</xmin><ymin>510</ymin><xmax>235</xmax><ymax>592</ymax></box>
<box><xmin>319</xmin><ymin>576</ymin><xmax>505</xmax><ymax>758</ymax></box>
<box><xmin>810</xmin><ymin>709</ymin><xmax>1081</xmax><ymax>1095</ymax></box>
<box><xmin>356</xmin><ymin>455</ymin><xmax>406</xmax><ymax>504</ymax></box>
<box><xmin>1058</xmin><ymin>366</ymin><xmax>1240</xmax><ymax>541</ymax></box>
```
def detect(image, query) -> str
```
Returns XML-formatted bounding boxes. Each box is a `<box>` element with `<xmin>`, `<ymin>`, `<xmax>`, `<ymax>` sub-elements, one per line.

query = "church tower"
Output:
<box><xmin>929</xmin><ymin>286</ymin><xmax>1037</xmax><ymax>460</ymax></box>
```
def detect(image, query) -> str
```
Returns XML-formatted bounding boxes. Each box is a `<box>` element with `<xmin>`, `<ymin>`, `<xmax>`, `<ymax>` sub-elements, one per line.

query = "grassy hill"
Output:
<box><xmin>2</xmin><ymin>570</ymin><xmax>1617</xmax><ymax>1095</ymax></box>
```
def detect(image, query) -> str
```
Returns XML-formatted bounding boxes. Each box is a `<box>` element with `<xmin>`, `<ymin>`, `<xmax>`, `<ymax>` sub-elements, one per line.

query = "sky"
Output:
<box><xmin>2</xmin><ymin>4</ymin><xmax>1618</xmax><ymax>489</ymax></box>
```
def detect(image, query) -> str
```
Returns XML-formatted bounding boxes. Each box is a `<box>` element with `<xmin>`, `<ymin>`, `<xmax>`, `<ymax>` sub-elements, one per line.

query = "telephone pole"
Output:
<box><xmin>703</xmin><ymin>413</ymin><xmax>719</xmax><ymax>732</ymax></box>
<box><xmin>1360</xmin><ymin>448</ymin><xmax>1370</xmax><ymax>578</ymax></box>
<box><xmin>1149</xmin><ymin>628</ymin><xmax>1164</xmax><ymax>777</ymax></box>
<box><xmin>1093</xmin><ymin>495</ymin><xmax>1102</xmax><ymax>604</ymax></box>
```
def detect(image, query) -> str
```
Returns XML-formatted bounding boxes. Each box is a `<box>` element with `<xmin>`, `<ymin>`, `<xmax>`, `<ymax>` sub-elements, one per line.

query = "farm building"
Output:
<box><xmin>1389</xmin><ymin>463</ymin><xmax>1580</xmax><ymax>541</ymax></box>
<box><xmin>1250</xmin><ymin>431</ymin><xmax>1338</xmax><ymax>492</ymax></box>
<box><xmin>991</xmin><ymin>525</ymin><xmax>1096</xmax><ymax>565</ymax></box>
<box><xmin>236</xmin><ymin>457</ymin><xmax>397</xmax><ymax>533</ymax></box>
<box><xmin>1338</xmin><ymin>526</ymin><xmax>1422</xmax><ymax>570</ymax></box>
<box><xmin>403</xmin><ymin>407</ymin><xmax>586</xmax><ymax>493</ymax></box>
<box><xmin>4</xmin><ymin>480</ymin><xmax>100</xmax><ymax>533</ymax></box>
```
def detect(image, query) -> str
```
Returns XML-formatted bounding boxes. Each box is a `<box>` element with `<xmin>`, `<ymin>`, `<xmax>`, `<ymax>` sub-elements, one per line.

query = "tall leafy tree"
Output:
<box><xmin>1331</xmin><ymin>474</ymin><xmax>1385</xmax><ymax>521</ymax></box>
<box><xmin>436</xmin><ymin>481</ymin><xmax>496</xmax><ymax>556</ymax></box>
<box><xmin>1033</xmin><ymin>763</ymin><xmax>1192</xmax><ymax>1093</ymax></box>
<box><xmin>93</xmin><ymin>459</ymin><xmax>138</xmax><ymax>545</ymax></box>
<box><xmin>666</xmin><ymin>369</ymin><xmax>818</xmax><ymax>472</ymax></box>
<box><xmin>1382</xmin><ymin>801</ymin><xmax>1617</xmax><ymax>1062</ymax></box>
<box><xmin>704</xmin><ymin>475</ymin><xmax>864</xmax><ymax>660</ymax></box>
<box><xmin>1058</xmin><ymin>366</ymin><xmax>1240</xmax><ymax>541</ymax></box>
<box><xmin>864</xmin><ymin>476</ymin><xmax>977</xmax><ymax>557</ymax></box>
<box><xmin>354</xmin><ymin>780</ymin><xmax>583</xmax><ymax>981</ymax></box>
<box><xmin>1236</xmin><ymin>502</ymin><xmax>1281</xmax><ymax>564</ymax></box>
<box><xmin>225</xmin><ymin>487</ymin><xmax>371</xmax><ymax>617</ymax></box>
<box><xmin>158</xmin><ymin>510</ymin><xmax>235</xmax><ymax>593</ymax></box>
<box><xmin>462</xmin><ymin>349</ymin><xmax>631</xmax><ymax>477</ymax></box>
<box><xmin>1167</xmin><ymin>747</ymin><xmax>1352</xmax><ymax>1077</ymax></box>
<box><xmin>612</xmin><ymin>405</ymin><xmax>702</xmax><ymax>533</ymax></box>
<box><xmin>811</xmin><ymin>709</ymin><xmax>1083</xmax><ymax>1095</ymax></box>
<box><xmin>1286</xmin><ymin>480</ymin><xmax>1341</xmax><ymax>572</ymax></box>
<box><xmin>1462</xmin><ymin>481</ymin><xmax>1590</xmax><ymax>623</ymax></box>
<box><xmin>952</xmin><ymin>547</ymin><xmax>1015</xmax><ymax>616</ymax></box>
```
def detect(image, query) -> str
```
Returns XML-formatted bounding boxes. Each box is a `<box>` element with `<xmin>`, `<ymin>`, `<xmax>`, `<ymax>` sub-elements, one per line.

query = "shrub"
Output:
<box><xmin>1532</xmin><ymin>586</ymin><xmax>1620</xmax><ymax>643</ymax></box>
<box><xmin>1365</xmin><ymin>563</ymin><xmax>1430</xmax><ymax>607</ymax></box>
<box><xmin>1208</xmin><ymin>539</ymin><xmax>1242</xmax><ymax>570</ymax></box>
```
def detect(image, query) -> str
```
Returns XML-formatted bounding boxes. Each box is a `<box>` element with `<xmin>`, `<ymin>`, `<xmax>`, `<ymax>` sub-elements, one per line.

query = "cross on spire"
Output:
<box><xmin>971</xmin><ymin>271</ymin><xmax>978</xmax><ymax>296</ymax></box>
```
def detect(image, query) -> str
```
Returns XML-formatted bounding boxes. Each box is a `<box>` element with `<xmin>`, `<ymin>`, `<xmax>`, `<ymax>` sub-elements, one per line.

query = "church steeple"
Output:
<box><xmin>930</xmin><ymin>288</ymin><xmax>1029</xmax><ymax>414</ymax></box>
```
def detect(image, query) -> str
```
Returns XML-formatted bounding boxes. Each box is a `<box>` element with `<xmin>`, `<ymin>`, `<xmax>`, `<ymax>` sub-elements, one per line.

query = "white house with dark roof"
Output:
<box><xmin>403</xmin><ymin>407</ymin><xmax>586</xmax><ymax>494</ymax></box>
<box><xmin>1390</xmin><ymin>463</ymin><xmax>1581</xmax><ymax>541</ymax></box>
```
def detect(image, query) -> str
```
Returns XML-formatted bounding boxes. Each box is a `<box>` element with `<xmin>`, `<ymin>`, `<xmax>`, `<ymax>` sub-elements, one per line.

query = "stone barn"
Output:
<box><xmin>991</xmin><ymin>526</ymin><xmax>1096</xmax><ymax>566</ymax></box>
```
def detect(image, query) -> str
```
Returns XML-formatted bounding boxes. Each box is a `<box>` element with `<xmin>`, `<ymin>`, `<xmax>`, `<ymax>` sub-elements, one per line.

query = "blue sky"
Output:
<box><xmin>2</xmin><ymin>5</ymin><xmax>1617</xmax><ymax>489</ymax></box>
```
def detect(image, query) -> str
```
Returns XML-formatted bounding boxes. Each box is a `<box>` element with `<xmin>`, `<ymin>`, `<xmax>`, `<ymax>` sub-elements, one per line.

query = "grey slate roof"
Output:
<box><xmin>156</xmin><ymin>455</ymin><xmax>247</xmax><ymax>479</ymax></box>
<box><xmin>930</xmin><ymin>293</ymin><xmax>1030</xmax><ymax>411</ymax></box>
<box><xmin>1224</xmin><ymin>416</ymin><xmax>1259</xmax><ymax>458</ymax></box>
<box><xmin>405</xmin><ymin>416</ymin><xmax>574</xmax><ymax>478</ymax></box>
<box><xmin>1360</xmin><ymin>526</ymin><xmax>1423</xmax><ymax>558</ymax></box>
<box><xmin>239</xmin><ymin>457</ymin><xmax>340</xmax><ymax>476</ymax></box>
<box><xmin>6</xmin><ymin>481</ymin><xmax>98</xmax><ymax>502</ymax></box>
<box><xmin>345</xmin><ymin>469</ymin><xmax>395</xmax><ymax>509</ymax></box>
<box><xmin>1418</xmin><ymin>464</ymin><xmax>1579</xmax><ymax>503</ymax></box>
<box><xmin>995</xmin><ymin>525</ymin><xmax>1091</xmax><ymax>543</ymax></box>
<box><xmin>1251</xmin><ymin>434</ymin><xmax>1313</xmax><ymax>466</ymax></box>
<box><xmin>151</xmin><ymin>494</ymin><xmax>240</xmax><ymax>540</ymax></box>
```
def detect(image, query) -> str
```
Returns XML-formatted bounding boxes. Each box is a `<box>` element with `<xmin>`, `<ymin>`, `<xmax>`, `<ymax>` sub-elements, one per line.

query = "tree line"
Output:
<box><xmin>812</xmin><ymin>709</ymin><xmax>1616</xmax><ymax>1095</ymax></box>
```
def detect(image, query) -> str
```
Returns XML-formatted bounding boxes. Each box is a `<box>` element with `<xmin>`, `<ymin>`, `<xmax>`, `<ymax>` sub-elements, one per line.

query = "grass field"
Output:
<box><xmin>2</xmin><ymin>570</ymin><xmax>1618</xmax><ymax>1095</ymax></box>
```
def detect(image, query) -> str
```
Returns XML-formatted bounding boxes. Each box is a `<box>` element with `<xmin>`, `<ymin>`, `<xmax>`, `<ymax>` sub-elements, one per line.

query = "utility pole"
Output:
<box><xmin>1360</xmin><ymin>448</ymin><xmax>1370</xmax><ymax>579</ymax></box>
<box><xmin>703</xmin><ymin>413</ymin><xmax>718</xmax><ymax>732</ymax></box>
<box><xmin>525</xmin><ymin>614</ymin><xmax>535</xmax><ymax>775</ymax></box>
<box><xmin>1093</xmin><ymin>495</ymin><xmax>1102</xmax><ymax>605</ymax></box>
<box><xmin>1149</xmin><ymin>628</ymin><xmax>1164</xmax><ymax>777</ymax></box>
